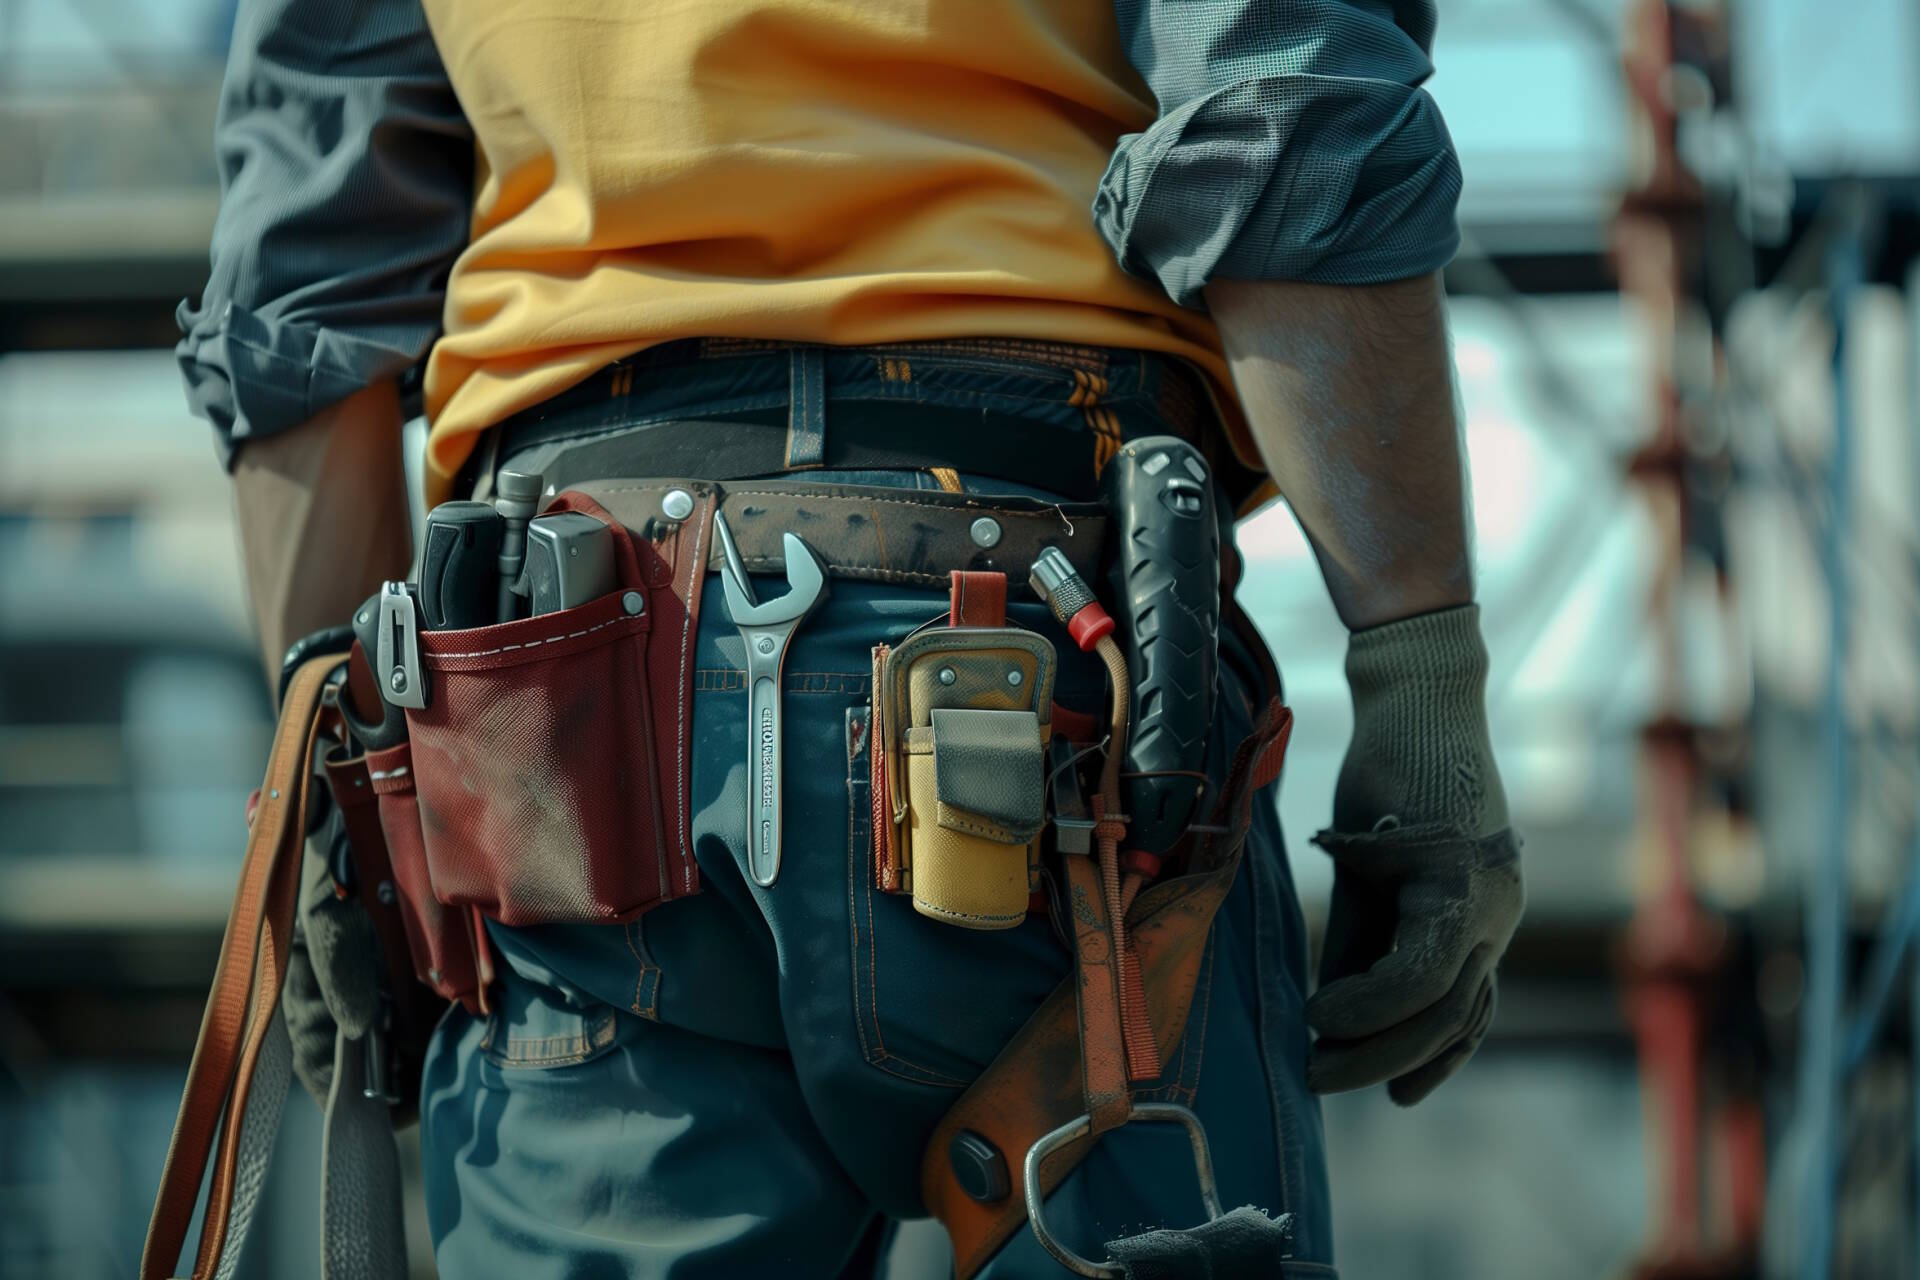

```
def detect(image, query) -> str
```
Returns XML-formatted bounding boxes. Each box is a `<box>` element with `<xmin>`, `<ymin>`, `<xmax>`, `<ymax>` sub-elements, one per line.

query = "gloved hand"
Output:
<box><xmin>284</xmin><ymin>802</ymin><xmax>383</xmax><ymax>1105</ymax></box>
<box><xmin>1305</xmin><ymin>604</ymin><xmax>1524</xmax><ymax>1106</ymax></box>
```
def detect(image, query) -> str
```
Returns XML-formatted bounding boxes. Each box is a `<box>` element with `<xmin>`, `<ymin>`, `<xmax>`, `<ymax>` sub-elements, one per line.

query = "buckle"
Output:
<box><xmin>1022</xmin><ymin>1102</ymin><xmax>1225</xmax><ymax>1278</ymax></box>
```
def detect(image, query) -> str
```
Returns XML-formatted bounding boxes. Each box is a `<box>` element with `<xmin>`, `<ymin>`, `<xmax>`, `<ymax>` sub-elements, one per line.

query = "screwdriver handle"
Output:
<box><xmin>1101</xmin><ymin>436</ymin><xmax>1221</xmax><ymax>856</ymax></box>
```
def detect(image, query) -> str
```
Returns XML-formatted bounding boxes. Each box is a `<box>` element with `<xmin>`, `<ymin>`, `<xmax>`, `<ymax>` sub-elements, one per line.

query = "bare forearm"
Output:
<box><xmin>1203</xmin><ymin>274</ymin><xmax>1472</xmax><ymax>630</ymax></box>
<box><xmin>231</xmin><ymin>381</ymin><xmax>412</xmax><ymax>693</ymax></box>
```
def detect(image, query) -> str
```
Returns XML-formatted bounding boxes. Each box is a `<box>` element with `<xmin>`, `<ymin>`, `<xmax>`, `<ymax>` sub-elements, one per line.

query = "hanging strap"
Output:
<box><xmin>320</xmin><ymin>1031</ymin><xmax>409</xmax><ymax>1279</ymax></box>
<box><xmin>142</xmin><ymin>654</ymin><xmax>344</xmax><ymax>1280</ymax></box>
<box><xmin>924</xmin><ymin>700</ymin><xmax>1292</xmax><ymax>1279</ymax></box>
<box><xmin>949</xmin><ymin>571</ymin><xmax>1007</xmax><ymax>628</ymax></box>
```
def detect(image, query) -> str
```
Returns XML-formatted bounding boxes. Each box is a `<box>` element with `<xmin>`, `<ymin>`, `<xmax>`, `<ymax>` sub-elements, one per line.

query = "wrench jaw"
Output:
<box><xmin>719</xmin><ymin>529</ymin><xmax>830</xmax><ymax>628</ymax></box>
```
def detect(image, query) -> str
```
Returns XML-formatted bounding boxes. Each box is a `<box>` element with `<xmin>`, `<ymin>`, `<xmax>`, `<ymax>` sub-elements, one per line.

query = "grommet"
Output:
<box><xmin>377</xmin><ymin>881</ymin><xmax>398</xmax><ymax>905</ymax></box>
<box><xmin>662</xmin><ymin>488</ymin><xmax>695</xmax><ymax>520</ymax></box>
<box><xmin>938</xmin><ymin>667</ymin><xmax>957</xmax><ymax>686</ymax></box>
<box><xmin>950</xmin><ymin>1130</ymin><xmax>1011</xmax><ymax>1203</ymax></box>
<box><xmin>1006</xmin><ymin>669</ymin><xmax>1023</xmax><ymax>687</ymax></box>
<box><xmin>970</xmin><ymin>517</ymin><xmax>1002</xmax><ymax>549</ymax></box>
<box><xmin>622</xmin><ymin>590</ymin><xmax>646</xmax><ymax>615</ymax></box>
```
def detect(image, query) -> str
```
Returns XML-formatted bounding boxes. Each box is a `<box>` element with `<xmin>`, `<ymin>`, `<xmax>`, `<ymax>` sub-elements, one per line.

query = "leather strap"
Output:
<box><xmin>143</xmin><ymin>654</ymin><xmax>343</xmax><ymax>1280</ymax></box>
<box><xmin>323</xmin><ymin>751</ymin><xmax>436</xmax><ymax>1123</ymax></box>
<box><xmin>1064</xmin><ymin>851</ymin><xmax>1131</xmax><ymax>1135</ymax></box>
<box><xmin>320</xmin><ymin>1031</ymin><xmax>408</xmax><ymax>1280</ymax></box>
<box><xmin>949</xmin><ymin>571</ymin><xmax>1007</xmax><ymax>628</ymax></box>
<box><xmin>925</xmin><ymin>700</ymin><xmax>1292</xmax><ymax>1279</ymax></box>
<box><xmin>571</xmin><ymin>479</ymin><xmax>1104</xmax><ymax>599</ymax></box>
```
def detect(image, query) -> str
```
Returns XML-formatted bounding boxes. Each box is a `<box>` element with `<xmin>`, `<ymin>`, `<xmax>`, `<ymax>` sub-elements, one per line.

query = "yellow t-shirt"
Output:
<box><xmin>415</xmin><ymin>0</ymin><xmax>1256</xmax><ymax>502</ymax></box>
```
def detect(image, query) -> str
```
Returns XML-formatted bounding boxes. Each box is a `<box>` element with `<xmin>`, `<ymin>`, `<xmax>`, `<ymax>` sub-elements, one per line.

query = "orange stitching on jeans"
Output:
<box><xmin>1178</xmin><ymin>930</ymin><xmax>1216</xmax><ymax>1105</ymax></box>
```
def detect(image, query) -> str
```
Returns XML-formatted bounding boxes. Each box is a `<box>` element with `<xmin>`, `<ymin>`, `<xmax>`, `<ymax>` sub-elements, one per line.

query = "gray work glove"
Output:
<box><xmin>285</xmin><ymin>803</ymin><xmax>383</xmax><ymax>1105</ymax></box>
<box><xmin>1306</xmin><ymin>604</ymin><xmax>1525</xmax><ymax>1106</ymax></box>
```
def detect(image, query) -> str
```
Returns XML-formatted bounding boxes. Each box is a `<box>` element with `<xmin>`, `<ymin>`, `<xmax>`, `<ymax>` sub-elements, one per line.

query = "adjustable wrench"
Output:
<box><xmin>714</xmin><ymin>511</ymin><xmax>829</xmax><ymax>887</ymax></box>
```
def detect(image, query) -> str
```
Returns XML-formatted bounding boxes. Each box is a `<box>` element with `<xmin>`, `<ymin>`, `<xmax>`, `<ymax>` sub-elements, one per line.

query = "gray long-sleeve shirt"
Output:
<box><xmin>180</xmin><ymin>0</ymin><xmax>1461</xmax><ymax>460</ymax></box>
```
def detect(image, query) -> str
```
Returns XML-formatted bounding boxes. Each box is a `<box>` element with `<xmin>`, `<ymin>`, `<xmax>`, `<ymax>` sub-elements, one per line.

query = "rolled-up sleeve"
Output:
<box><xmin>1095</xmin><ymin>0</ymin><xmax>1461</xmax><ymax>309</ymax></box>
<box><xmin>178</xmin><ymin>0</ymin><xmax>473</xmax><ymax>464</ymax></box>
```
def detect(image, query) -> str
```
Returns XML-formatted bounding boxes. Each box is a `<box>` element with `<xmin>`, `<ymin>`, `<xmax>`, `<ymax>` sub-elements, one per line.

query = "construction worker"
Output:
<box><xmin>180</xmin><ymin>0</ymin><xmax>1524</xmax><ymax>1275</ymax></box>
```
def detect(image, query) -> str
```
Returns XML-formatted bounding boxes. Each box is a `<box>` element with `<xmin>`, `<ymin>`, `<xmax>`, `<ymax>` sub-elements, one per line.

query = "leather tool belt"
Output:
<box><xmin>144</xmin><ymin>475</ymin><xmax>1289</xmax><ymax>1280</ymax></box>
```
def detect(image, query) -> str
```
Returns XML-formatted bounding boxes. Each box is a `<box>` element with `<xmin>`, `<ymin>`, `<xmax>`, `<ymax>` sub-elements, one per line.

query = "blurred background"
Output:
<box><xmin>4</xmin><ymin>0</ymin><xmax>1920</xmax><ymax>1276</ymax></box>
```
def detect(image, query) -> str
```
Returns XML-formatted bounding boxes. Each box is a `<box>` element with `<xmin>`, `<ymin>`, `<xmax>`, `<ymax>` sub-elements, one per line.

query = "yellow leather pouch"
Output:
<box><xmin>879</xmin><ymin>628</ymin><xmax>1054</xmax><ymax>930</ymax></box>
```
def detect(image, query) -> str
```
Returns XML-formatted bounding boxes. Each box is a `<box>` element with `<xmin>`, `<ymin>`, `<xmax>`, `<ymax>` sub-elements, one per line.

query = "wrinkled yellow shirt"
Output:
<box><xmin>415</xmin><ymin>0</ymin><xmax>1253</xmax><ymax>500</ymax></box>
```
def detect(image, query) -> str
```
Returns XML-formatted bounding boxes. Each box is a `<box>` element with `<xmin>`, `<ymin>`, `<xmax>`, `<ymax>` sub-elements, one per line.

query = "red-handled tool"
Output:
<box><xmin>1028</xmin><ymin>547</ymin><xmax>1113</xmax><ymax>650</ymax></box>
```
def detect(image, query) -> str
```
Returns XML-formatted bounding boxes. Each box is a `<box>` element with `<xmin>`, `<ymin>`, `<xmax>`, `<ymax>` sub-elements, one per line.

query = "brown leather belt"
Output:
<box><xmin>570</xmin><ymin>477</ymin><xmax>1108</xmax><ymax>598</ymax></box>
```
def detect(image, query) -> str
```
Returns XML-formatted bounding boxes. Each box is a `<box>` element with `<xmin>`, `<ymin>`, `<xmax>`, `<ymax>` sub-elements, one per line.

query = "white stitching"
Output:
<box><xmin>367</xmin><ymin>765</ymin><xmax>410</xmax><ymax>782</ymax></box>
<box><xmin>428</xmin><ymin>614</ymin><xmax>634</xmax><ymax>662</ymax></box>
<box><xmin>587</xmin><ymin>483</ymin><xmax>1100</xmax><ymax>526</ymax></box>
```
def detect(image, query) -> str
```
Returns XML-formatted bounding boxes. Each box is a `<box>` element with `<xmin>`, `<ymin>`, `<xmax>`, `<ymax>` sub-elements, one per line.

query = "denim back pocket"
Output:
<box><xmin>480</xmin><ymin>971</ymin><xmax>622</xmax><ymax>1071</ymax></box>
<box><xmin>845</xmin><ymin>707</ymin><xmax>1069</xmax><ymax>1090</ymax></box>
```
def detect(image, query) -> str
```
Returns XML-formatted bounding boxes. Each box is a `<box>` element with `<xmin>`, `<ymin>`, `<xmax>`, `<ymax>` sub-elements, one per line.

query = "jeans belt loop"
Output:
<box><xmin>786</xmin><ymin>345</ymin><xmax>828</xmax><ymax>469</ymax></box>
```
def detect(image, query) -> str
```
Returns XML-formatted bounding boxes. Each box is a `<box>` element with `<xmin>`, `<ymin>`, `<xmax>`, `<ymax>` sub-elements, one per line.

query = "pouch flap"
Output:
<box><xmin>930</xmin><ymin>708</ymin><xmax>1044</xmax><ymax>844</ymax></box>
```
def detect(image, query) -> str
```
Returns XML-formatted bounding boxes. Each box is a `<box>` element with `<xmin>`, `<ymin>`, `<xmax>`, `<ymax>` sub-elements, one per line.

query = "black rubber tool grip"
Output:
<box><xmin>420</xmin><ymin>501</ymin><xmax>505</xmax><ymax>630</ymax></box>
<box><xmin>1101</xmin><ymin>435</ymin><xmax>1221</xmax><ymax>855</ymax></box>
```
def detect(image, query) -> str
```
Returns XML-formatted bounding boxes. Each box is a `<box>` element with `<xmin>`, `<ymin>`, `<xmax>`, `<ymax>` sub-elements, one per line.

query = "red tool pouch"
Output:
<box><xmin>366</xmin><ymin>741</ymin><xmax>482</xmax><ymax>1007</ymax></box>
<box><xmin>399</xmin><ymin>492</ymin><xmax>705</xmax><ymax>929</ymax></box>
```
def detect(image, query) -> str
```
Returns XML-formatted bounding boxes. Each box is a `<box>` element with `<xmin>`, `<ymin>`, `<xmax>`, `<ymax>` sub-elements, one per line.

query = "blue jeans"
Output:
<box><xmin>418</xmin><ymin>338</ymin><xmax>1334</xmax><ymax>1277</ymax></box>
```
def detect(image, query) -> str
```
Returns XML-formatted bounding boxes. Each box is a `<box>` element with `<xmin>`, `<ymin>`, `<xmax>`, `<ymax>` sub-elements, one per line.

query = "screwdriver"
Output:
<box><xmin>493</xmin><ymin>469</ymin><xmax>544</xmax><ymax>622</ymax></box>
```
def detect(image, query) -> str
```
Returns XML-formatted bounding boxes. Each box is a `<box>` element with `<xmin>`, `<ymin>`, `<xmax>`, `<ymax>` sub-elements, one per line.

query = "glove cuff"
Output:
<box><xmin>1336</xmin><ymin>603</ymin><xmax>1507</xmax><ymax>836</ymax></box>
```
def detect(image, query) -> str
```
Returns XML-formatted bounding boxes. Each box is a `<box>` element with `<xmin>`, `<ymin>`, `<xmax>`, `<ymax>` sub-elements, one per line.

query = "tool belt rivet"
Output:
<box><xmin>662</xmin><ymin>488</ymin><xmax>694</xmax><ymax>520</ymax></box>
<box><xmin>969</xmin><ymin>516</ymin><xmax>1002</xmax><ymax>548</ymax></box>
<box><xmin>937</xmin><ymin>666</ymin><xmax>956</xmax><ymax>686</ymax></box>
<box><xmin>949</xmin><ymin>1129</ymin><xmax>1011</xmax><ymax>1204</ymax></box>
<box><xmin>1006</xmin><ymin>668</ymin><xmax>1022</xmax><ymax>687</ymax></box>
<box><xmin>622</xmin><ymin>590</ymin><xmax>646</xmax><ymax>616</ymax></box>
<box><xmin>376</xmin><ymin>881</ymin><xmax>397</xmax><ymax>905</ymax></box>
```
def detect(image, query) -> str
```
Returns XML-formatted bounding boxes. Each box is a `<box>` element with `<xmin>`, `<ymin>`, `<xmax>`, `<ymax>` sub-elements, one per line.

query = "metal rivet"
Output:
<box><xmin>970</xmin><ymin>517</ymin><xmax>1002</xmax><ymax>549</ymax></box>
<box><xmin>938</xmin><ymin>667</ymin><xmax>957</xmax><ymax>686</ymax></box>
<box><xmin>356</xmin><ymin>610</ymin><xmax>370</xmax><ymax>627</ymax></box>
<box><xmin>1006</xmin><ymin>669</ymin><xmax>1023</xmax><ymax>687</ymax></box>
<box><xmin>377</xmin><ymin>881</ymin><xmax>397</xmax><ymax>905</ymax></box>
<box><xmin>389</xmin><ymin>668</ymin><xmax>409</xmax><ymax>694</ymax></box>
<box><xmin>757</xmin><ymin>636</ymin><xmax>776</xmax><ymax>655</ymax></box>
<box><xmin>662</xmin><ymin>488</ymin><xmax>694</xmax><ymax>520</ymax></box>
<box><xmin>622</xmin><ymin>590</ymin><xmax>646</xmax><ymax>616</ymax></box>
<box><xmin>268</xmin><ymin>788</ymin><xmax>280</xmax><ymax>800</ymax></box>
<box><xmin>428</xmin><ymin>968</ymin><xmax>442</xmax><ymax>985</ymax></box>
<box><xmin>951</xmin><ymin>1129</ymin><xmax>1011</xmax><ymax>1203</ymax></box>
